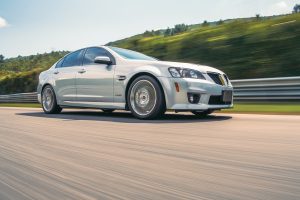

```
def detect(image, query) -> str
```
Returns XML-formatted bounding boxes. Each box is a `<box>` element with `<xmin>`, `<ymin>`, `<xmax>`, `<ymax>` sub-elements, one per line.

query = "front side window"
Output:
<box><xmin>83</xmin><ymin>47</ymin><xmax>110</xmax><ymax>65</ymax></box>
<box><xmin>108</xmin><ymin>46</ymin><xmax>157</xmax><ymax>61</ymax></box>
<box><xmin>55</xmin><ymin>58</ymin><xmax>64</xmax><ymax>68</ymax></box>
<box><xmin>61</xmin><ymin>49</ymin><xmax>84</xmax><ymax>68</ymax></box>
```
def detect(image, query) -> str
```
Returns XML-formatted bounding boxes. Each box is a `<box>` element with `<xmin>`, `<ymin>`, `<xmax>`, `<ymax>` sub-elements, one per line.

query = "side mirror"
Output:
<box><xmin>94</xmin><ymin>56</ymin><xmax>112</xmax><ymax>65</ymax></box>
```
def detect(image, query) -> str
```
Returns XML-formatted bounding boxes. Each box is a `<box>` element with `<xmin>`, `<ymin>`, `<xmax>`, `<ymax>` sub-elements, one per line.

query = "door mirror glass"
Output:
<box><xmin>94</xmin><ymin>56</ymin><xmax>112</xmax><ymax>65</ymax></box>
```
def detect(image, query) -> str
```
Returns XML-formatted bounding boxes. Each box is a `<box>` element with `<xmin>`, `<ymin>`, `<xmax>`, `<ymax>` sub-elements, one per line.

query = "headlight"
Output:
<box><xmin>168</xmin><ymin>67</ymin><xmax>205</xmax><ymax>80</ymax></box>
<box><xmin>168</xmin><ymin>67</ymin><xmax>181</xmax><ymax>78</ymax></box>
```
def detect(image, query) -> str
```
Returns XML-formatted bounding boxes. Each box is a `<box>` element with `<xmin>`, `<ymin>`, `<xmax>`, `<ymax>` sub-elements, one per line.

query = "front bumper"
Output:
<box><xmin>158</xmin><ymin>77</ymin><xmax>233</xmax><ymax>111</ymax></box>
<box><xmin>37</xmin><ymin>94</ymin><xmax>41</xmax><ymax>103</ymax></box>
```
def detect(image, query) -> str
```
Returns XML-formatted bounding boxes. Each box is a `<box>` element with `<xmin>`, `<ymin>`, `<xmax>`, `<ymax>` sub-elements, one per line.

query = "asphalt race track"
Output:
<box><xmin>0</xmin><ymin>107</ymin><xmax>299</xmax><ymax>200</ymax></box>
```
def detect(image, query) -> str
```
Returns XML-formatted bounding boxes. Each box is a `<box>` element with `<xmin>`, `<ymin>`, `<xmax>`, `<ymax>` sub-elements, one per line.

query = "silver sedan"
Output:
<box><xmin>37</xmin><ymin>46</ymin><xmax>233</xmax><ymax>119</ymax></box>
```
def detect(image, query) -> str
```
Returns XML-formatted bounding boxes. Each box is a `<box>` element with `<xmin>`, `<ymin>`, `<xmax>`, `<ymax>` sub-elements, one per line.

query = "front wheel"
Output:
<box><xmin>41</xmin><ymin>85</ymin><xmax>62</xmax><ymax>114</ymax></box>
<box><xmin>191</xmin><ymin>110</ymin><xmax>214</xmax><ymax>117</ymax></box>
<box><xmin>127</xmin><ymin>76</ymin><xmax>166</xmax><ymax>120</ymax></box>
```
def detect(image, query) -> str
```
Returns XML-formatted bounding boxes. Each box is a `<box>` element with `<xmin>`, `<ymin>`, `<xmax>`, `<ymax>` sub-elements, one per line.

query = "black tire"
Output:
<box><xmin>127</xmin><ymin>75</ymin><xmax>166</xmax><ymax>119</ymax></box>
<box><xmin>101</xmin><ymin>109</ymin><xmax>115</xmax><ymax>113</ymax></box>
<box><xmin>41</xmin><ymin>85</ymin><xmax>62</xmax><ymax>114</ymax></box>
<box><xmin>191</xmin><ymin>110</ymin><xmax>214</xmax><ymax>117</ymax></box>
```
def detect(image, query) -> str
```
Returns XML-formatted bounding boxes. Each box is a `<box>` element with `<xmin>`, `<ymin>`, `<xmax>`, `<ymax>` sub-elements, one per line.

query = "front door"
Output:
<box><xmin>75</xmin><ymin>47</ymin><xmax>115</xmax><ymax>106</ymax></box>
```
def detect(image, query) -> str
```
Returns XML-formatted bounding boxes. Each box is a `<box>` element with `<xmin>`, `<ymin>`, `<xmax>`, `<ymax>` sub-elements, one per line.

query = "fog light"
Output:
<box><xmin>187</xmin><ymin>93</ymin><xmax>200</xmax><ymax>104</ymax></box>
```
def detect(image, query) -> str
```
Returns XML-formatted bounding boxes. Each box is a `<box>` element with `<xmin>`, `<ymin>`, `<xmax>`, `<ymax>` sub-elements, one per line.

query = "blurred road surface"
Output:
<box><xmin>0</xmin><ymin>107</ymin><xmax>299</xmax><ymax>200</ymax></box>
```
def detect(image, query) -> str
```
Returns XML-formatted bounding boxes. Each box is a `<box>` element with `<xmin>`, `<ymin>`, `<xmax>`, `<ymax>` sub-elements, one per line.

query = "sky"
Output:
<box><xmin>0</xmin><ymin>0</ymin><xmax>298</xmax><ymax>58</ymax></box>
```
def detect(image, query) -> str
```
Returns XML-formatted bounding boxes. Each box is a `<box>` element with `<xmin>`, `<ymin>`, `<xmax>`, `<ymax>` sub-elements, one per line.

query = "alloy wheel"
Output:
<box><xmin>129</xmin><ymin>80</ymin><xmax>157</xmax><ymax>116</ymax></box>
<box><xmin>42</xmin><ymin>87</ymin><xmax>54</xmax><ymax>112</ymax></box>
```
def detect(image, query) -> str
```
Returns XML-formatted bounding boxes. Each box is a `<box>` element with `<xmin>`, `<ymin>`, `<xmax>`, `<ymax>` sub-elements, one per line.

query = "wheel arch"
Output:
<box><xmin>41</xmin><ymin>83</ymin><xmax>53</xmax><ymax>94</ymax></box>
<box><xmin>40</xmin><ymin>83</ymin><xmax>58</xmax><ymax>103</ymax></box>
<box><xmin>125</xmin><ymin>72</ymin><xmax>167</xmax><ymax>110</ymax></box>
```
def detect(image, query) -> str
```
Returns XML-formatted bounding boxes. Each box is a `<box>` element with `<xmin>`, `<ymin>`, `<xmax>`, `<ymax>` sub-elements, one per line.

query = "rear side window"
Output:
<box><xmin>61</xmin><ymin>49</ymin><xmax>84</xmax><ymax>68</ymax></box>
<box><xmin>83</xmin><ymin>47</ymin><xmax>110</xmax><ymax>65</ymax></box>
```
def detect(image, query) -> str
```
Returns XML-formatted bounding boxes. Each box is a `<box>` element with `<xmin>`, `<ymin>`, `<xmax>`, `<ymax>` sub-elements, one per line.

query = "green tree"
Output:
<box><xmin>173</xmin><ymin>24</ymin><xmax>188</xmax><ymax>34</ymax></box>
<box><xmin>143</xmin><ymin>30</ymin><xmax>161</xmax><ymax>37</ymax></box>
<box><xmin>164</xmin><ymin>27</ymin><xmax>171</xmax><ymax>36</ymax></box>
<box><xmin>256</xmin><ymin>14</ymin><xmax>261</xmax><ymax>20</ymax></box>
<box><xmin>202</xmin><ymin>20</ymin><xmax>209</xmax><ymax>26</ymax></box>
<box><xmin>0</xmin><ymin>54</ymin><xmax>4</xmax><ymax>62</ymax></box>
<box><xmin>294</xmin><ymin>4</ymin><xmax>300</xmax><ymax>13</ymax></box>
<box><xmin>143</xmin><ymin>30</ymin><xmax>153</xmax><ymax>37</ymax></box>
<box><xmin>153</xmin><ymin>30</ymin><xmax>161</xmax><ymax>35</ymax></box>
<box><xmin>217</xmin><ymin>19</ymin><xmax>224</xmax><ymax>25</ymax></box>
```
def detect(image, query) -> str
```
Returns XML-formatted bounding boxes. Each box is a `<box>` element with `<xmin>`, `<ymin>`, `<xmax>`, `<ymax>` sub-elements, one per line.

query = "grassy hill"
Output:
<box><xmin>1</xmin><ymin>13</ymin><xmax>300</xmax><ymax>94</ymax></box>
<box><xmin>109</xmin><ymin>13</ymin><xmax>300</xmax><ymax>79</ymax></box>
<box><xmin>0</xmin><ymin>51</ymin><xmax>68</xmax><ymax>94</ymax></box>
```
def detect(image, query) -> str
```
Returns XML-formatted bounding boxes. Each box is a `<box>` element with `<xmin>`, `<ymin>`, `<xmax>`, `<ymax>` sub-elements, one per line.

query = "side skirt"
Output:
<box><xmin>60</xmin><ymin>101</ymin><xmax>126</xmax><ymax>109</ymax></box>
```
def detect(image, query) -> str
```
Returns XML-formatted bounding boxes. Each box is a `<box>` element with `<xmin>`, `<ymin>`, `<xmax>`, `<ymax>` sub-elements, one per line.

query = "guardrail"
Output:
<box><xmin>0</xmin><ymin>92</ymin><xmax>38</xmax><ymax>103</ymax></box>
<box><xmin>0</xmin><ymin>76</ymin><xmax>299</xmax><ymax>103</ymax></box>
<box><xmin>232</xmin><ymin>76</ymin><xmax>300</xmax><ymax>101</ymax></box>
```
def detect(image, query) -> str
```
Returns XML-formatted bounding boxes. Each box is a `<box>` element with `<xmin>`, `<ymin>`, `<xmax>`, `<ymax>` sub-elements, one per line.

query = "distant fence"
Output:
<box><xmin>0</xmin><ymin>76</ymin><xmax>299</xmax><ymax>103</ymax></box>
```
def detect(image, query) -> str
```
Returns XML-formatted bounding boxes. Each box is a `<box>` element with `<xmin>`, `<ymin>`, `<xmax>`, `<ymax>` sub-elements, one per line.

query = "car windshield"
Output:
<box><xmin>108</xmin><ymin>46</ymin><xmax>158</xmax><ymax>61</ymax></box>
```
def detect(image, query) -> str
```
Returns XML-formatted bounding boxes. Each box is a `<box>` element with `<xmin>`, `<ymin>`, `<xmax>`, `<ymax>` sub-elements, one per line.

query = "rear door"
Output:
<box><xmin>53</xmin><ymin>49</ymin><xmax>85</xmax><ymax>104</ymax></box>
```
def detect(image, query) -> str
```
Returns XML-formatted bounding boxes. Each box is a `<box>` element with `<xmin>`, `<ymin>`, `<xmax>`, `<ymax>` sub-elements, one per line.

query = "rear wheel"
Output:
<box><xmin>127</xmin><ymin>75</ymin><xmax>165</xmax><ymax>119</ymax></box>
<box><xmin>41</xmin><ymin>85</ymin><xmax>62</xmax><ymax>114</ymax></box>
<box><xmin>191</xmin><ymin>110</ymin><xmax>214</xmax><ymax>117</ymax></box>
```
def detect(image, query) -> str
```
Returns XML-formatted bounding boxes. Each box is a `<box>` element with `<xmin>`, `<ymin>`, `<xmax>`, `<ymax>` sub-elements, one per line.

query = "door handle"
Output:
<box><xmin>78</xmin><ymin>69</ymin><xmax>86</xmax><ymax>74</ymax></box>
<box><xmin>53</xmin><ymin>71</ymin><xmax>59</xmax><ymax>75</ymax></box>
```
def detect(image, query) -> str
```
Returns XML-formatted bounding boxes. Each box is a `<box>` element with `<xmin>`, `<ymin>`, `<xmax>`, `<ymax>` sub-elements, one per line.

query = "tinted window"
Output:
<box><xmin>83</xmin><ymin>47</ymin><xmax>110</xmax><ymax>65</ymax></box>
<box><xmin>55</xmin><ymin>58</ymin><xmax>64</xmax><ymax>68</ymax></box>
<box><xmin>108</xmin><ymin>46</ymin><xmax>157</xmax><ymax>61</ymax></box>
<box><xmin>61</xmin><ymin>49</ymin><xmax>84</xmax><ymax>68</ymax></box>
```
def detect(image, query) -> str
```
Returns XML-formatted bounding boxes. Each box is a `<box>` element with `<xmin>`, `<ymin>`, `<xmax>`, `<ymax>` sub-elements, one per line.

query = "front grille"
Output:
<box><xmin>223</xmin><ymin>74</ymin><xmax>230</xmax><ymax>85</ymax></box>
<box><xmin>207</xmin><ymin>72</ymin><xmax>223</xmax><ymax>85</ymax></box>
<box><xmin>209</xmin><ymin>95</ymin><xmax>232</xmax><ymax>105</ymax></box>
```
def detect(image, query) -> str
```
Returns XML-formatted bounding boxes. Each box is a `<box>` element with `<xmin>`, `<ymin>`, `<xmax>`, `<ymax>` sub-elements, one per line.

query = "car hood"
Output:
<box><xmin>156</xmin><ymin>61</ymin><xmax>224</xmax><ymax>74</ymax></box>
<box><xmin>125</xmin><ymin>60</ymin><xmax>225</xmax><ymax>74</ymax></box>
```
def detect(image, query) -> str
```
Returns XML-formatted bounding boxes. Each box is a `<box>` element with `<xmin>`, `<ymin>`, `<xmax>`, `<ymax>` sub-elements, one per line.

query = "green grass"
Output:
<box><xmin>0</xmin><ymin>102</ymin><xmax>299</xmax><ymax>115</ymax></box>
<box><xmin>220</xmin><ymin>103</ymin><xmax>300</xmax><ymax>115</ymax></box>
<box><xmin>0</xmin><ymin>103</ymin><xmax>41</xmax><ymax>108</ymax></box>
